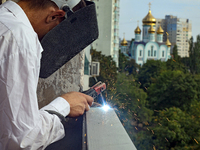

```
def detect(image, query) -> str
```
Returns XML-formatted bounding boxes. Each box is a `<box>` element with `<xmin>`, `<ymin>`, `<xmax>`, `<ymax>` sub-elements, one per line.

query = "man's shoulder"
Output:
<box><xmin>0</xmin><ymin>2</ymin><xmax>37</xmax><ymax>42</ymax></box>
<box><xmin>0</xmin><ymin>12</ymin><xmax>40</xmax><ymax>50</ymax></box>
<box><xmin>0</xmin><ymin>12</ymin><xmax>33</xmax><ymax>35</ymax></box>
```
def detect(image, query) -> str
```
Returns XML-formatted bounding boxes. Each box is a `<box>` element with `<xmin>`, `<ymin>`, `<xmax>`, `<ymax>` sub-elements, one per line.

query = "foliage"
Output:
<box><xmin>118</xmin><ymin>50</ymin><xmax>140</xmax><ymax>76</ymax></box>
<box><xmin>188</xmin><ymin>35</ymin><xmax>200</xmax><ymax>74</ymax></box>
<box><xmin>110</xmin><ymin>73</ymin><xmax>153</xmax><ymax>124</ymax></box>
<box><xmin>181</xmin><ymin>57</ymin><xmax>190</xmax><ymax>70</ymax></box>
<box><xmin>194</xmin><ymin>74</ymin><xmax>200</xmax><ymax>101</ymax></box>
<box><xmin>107</xmin><ymin>73</ymin><xmax>153</xmax><ymax>150</ymax></box>
<box><xmin>147</xmin><ymin>70</ymin><xmax>197</xmax><ymax>111</ymax></box>
<box><xmin>172</xmin><ymin>45</ymin><xmax>181</xmax><ymax>62</ymax></box>
<box><xmin>166</xmin><ymin>58</ymin><xmax>189</xmax><ymax>73</ymax></box>
<box><xmin>118</xmin><ymin>49</ymin><xmax>130</xmax><ymax>72</ymax></box>
<box><xmin>151</xmin><ymin>106</ymin><xmax>200</xmax><ymax>150</ymax></box>
<box><xmin>137</xmin><ymin>60</ymin><xmax>167</xmax><ymax>91</ymax></box>
<box><xmin>89</xmin><ymin>49</ymin><xmax>118</xmax><ymax>92</ymax></box>
<box><xmin>135</xmin><ymin>103</ymin><xmax>200</xmax><ymax>150</ymax></box>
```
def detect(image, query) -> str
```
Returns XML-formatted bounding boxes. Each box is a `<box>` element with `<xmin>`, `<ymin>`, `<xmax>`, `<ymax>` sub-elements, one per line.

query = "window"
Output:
<box><xmin>154</xmin><ymin>51</ymin><xmax>156</xmax><ymax>57</ymax></box>
<box><xmin>162</xmin><ymin>51</ymin><xmax>165</xmax><ymax>57</ymax></box>
<box><xmin>140</xmin><ymin>50</ymin><xmax>142</xmax><ymax>56</ymax></box>
<box><xmin>151</xmin><ymin>46</ymin><xmax>153</xmax><ymax>56</ymax></box>
<box><xmin>148</xmin><ymin>50</ymin><xmax>150</xmax><ymax>56</ymax></box>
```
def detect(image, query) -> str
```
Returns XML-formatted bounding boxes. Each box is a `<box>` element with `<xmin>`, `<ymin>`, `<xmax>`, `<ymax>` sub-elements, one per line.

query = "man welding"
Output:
<box><xmin>0</xmin><ymin>0</ymin><xmax>95</xmax><ymax>149</ymax></box>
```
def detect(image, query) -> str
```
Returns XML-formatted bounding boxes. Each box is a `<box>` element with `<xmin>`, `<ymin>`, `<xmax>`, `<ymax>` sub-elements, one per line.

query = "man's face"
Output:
<box><xmin>37</xmin><ymin>16</ymin><xmax>65</xmax><ymax>40</ymax></box>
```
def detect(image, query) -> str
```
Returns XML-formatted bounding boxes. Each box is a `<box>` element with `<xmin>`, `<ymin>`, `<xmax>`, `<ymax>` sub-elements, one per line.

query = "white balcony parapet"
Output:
<box><xmin>86</xmin><ymin>108</ymin><xmax>137</xmax><ymax>150</ymax></box>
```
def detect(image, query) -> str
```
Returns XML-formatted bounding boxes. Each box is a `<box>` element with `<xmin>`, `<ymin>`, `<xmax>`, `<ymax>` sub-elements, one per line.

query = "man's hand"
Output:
<box><xmin>61</xmin><ymin>92</ymin><xmax>94</xmax><ymax>117</ymax></box>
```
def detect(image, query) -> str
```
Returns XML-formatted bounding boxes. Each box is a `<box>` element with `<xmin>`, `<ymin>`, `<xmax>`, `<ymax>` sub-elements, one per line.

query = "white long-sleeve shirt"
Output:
<box><xmin>0</xmin><ymin>1</ymin><xmax>71</xmax><ymax>149</ymax></box>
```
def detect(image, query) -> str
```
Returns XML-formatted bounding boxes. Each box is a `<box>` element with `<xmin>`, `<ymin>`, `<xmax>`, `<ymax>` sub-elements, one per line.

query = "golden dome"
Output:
<box><xmin>121</xmin><ymin>37</ymin><xmax>128</xmax><ymax>46</ymax></box>
<box><xmin>148</xmin><ymin>25</ymin><xmax>155</xmax><ymax>33</ymax></box>
<box><xmin>142</xmin><ymin>10</ymin><xmax>156</xmax><ymax>25</ymax></box>
<box><xmin>157</xmin><ymin>25</ymin><xmax>164</xmax><ymax>34</ymax></box>
<box><xmin>135</xmin><ymin>26</ymin><xmax>141</xmax><ymax>34</ymax></box>
<box><xmin>166</xmin><ymin>39</ymin><xmax>171</xmax><ymax>47</ymax></box>
<box><xmin>166</xmin><ymin>32</ymin><xmax>171</xmax><ymax>47</ymax></box>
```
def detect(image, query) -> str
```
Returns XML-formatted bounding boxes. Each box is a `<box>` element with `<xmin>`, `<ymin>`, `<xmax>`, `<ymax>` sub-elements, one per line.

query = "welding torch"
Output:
<box><xmin>46</xmin><ymin>81</ymin><xmax>106</xmax><ymax>122</ymax></box>
<box><xmin>82</xmin><ymin>81</ymin><xmax>106</xmax><ymax>100</ymax></box>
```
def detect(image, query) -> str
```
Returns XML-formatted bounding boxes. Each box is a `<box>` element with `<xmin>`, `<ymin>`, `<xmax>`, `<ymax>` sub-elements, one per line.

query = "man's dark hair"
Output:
<box><xmin>19</xmin><ymin>0</ymin><xmax>58</xmax><ymax>9</ymax></box>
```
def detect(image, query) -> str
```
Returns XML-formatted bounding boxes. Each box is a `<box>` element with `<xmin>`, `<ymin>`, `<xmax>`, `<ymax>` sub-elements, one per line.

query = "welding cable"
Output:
<box><xmin>45</xmin><ymin>110</ymin><xmax>67</xmax><ymax>123</ymax></box>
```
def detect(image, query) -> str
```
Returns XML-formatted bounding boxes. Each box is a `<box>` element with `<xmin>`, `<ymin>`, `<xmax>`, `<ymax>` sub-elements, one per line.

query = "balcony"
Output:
<box><xmin>45</xmin><ymin>108</ymin><xmax>137</xmax><ymax>150</ymax></box>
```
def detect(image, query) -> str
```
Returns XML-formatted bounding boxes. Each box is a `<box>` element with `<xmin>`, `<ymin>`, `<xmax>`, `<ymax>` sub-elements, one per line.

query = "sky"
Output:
<box><xmin>119</xmin><ymin>0</ymin><xmax>200</xmax><ymax>42</ymax></box>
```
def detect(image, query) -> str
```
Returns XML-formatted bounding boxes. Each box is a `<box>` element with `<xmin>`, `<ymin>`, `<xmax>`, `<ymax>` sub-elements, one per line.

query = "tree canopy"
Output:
<box><xmin>147</xmin><ymin>70</ymin><xmax>197</xmax><ymax>111</ymax></box>
<box><xmin>137</xmin><ymin>60</ymin><xmax>166</xmax><ymax>91</ymax></box>
<box><xmin>189</xmin><ymin>35</ymin><xmax>200</xmax><ymax>74</ymax></box>
<box><xmin>118</xmin><ymin>50</ymin><xmax>139</xmax><ymax>76</ymax></box>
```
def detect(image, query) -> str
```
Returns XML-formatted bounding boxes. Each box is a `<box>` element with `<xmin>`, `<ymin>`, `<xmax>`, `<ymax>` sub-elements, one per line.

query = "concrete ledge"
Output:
<box><xmin>86</xmin><ymin>108</ymin><xmax>137</xmax><ymax>150</ymax></box>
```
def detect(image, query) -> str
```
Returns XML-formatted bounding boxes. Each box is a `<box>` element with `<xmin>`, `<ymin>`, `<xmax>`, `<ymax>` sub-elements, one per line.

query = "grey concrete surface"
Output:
<box><xmin>37</xmin><ymin>51</ymin><xmax>85</xmax><ymax>108</ymax></box>
<box><xmin>86</xmin><ymin>107</ymin><xmax>137</xmax><ymax>150</ymax></box>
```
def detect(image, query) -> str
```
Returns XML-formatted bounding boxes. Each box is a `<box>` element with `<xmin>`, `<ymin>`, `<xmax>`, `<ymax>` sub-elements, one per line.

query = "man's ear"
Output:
<box><xmin>46</xmin><ymin>10</ymin><xmax>65</xmax><ymax>24</ymax></box>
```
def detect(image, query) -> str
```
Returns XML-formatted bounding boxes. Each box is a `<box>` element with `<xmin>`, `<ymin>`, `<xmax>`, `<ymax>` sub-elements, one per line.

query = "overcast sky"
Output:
<box><xmin>119</xmin><ymin>0</ymin><xmax>200</xmax><ymax>41</ymax></box>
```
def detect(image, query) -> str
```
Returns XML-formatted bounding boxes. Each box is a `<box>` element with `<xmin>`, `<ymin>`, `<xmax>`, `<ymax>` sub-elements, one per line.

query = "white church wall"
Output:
<box><xmin>144</xmin><ymin>42</ymin><xmax>159</xmax><ymax>62</ymax></box>
<box><xmin>159</xmin><ymin>45</ymin><xmax>168</xmax><ymax>61</ymax></box>
<box><xmin>136</xmin><ymin>44</ymin><xmax>145</xmax><ymax>65</ymax></box>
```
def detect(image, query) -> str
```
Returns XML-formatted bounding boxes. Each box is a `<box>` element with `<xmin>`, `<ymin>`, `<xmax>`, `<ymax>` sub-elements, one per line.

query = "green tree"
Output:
<box><xmin>118</xmin><ymin>49</ymin><xmax>129</xmax><ymax>72</ymax></box>
<box><xmin>166</xmin><ymin>44</ymin><xmax>189</xmax><ymax>73</ymax></box>
<box><xmin>150</xmin><ymin>105</ymin><xmax>200</xmax><ymax>150</ymax></box>
<box><xmin>111</xmin><ymin>73</ymin><xmax>153</xmax><ymax>124</ymax></box>
<box><xmin>137</xmin><ymin>60</ymin><xmax>167</xmax><ymax>91</ymax></box>
<box><xmin>181</xmin><ymin>57</ymin><xmax>190</xmax><ymax>70</ymax></box>
<box><xmin>172</xmin><ymin>45</ymin><xmax>181</xmax><ymax>62</ymax></box>
<box><xmin>166</xmin><ymin>58</ymin><xmax>189</xmax><ymax>73</ymax></box>
<box><xmin>107</xmin><ymin>73</ymin><xmax>153</xmax><ymax>147</ymax></box>
<box><xmin>89</xmin><ymin>49</ymin><xmax>118</xmax><ymax>91</ymax></box>
<box><xmin>147</xmin><ymin>70</ymin><xmax>197</xmax><ymax>111</ymax></box>
<box><xmin>118</xmin><ymin>50</ymin><xmax>139</xmax><ymax>76</ymax></box>
<box><xmin>189</xmin><ymin>35</ymin><xmax>200</xmax><ymax>74</ymax></box>
<box><xmin>194</xmin><ymin>74</ymin><xmax>200</xmax><ymax>101</ymax></box>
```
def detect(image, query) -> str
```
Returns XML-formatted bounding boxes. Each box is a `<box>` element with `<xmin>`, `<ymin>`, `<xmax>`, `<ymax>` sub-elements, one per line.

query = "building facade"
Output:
<box><xmin>156</xmin><ymin>15</ymin><xmax>192</xmax><ymax>57</ymax></box>
<box><xmin>91</xmin><ymin>0</ymin><xmax>120</xmax><ymax>66</ymax></box>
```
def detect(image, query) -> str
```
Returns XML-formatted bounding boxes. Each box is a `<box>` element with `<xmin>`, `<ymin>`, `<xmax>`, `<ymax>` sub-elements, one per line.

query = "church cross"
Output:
<box><xmin>148</xmin><ymin>2</ymin><xmax>151</xmax><ymax>10</ymax></box>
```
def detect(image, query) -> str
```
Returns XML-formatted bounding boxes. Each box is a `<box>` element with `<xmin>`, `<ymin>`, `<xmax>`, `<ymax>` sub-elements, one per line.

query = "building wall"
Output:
<box><xmin>83</xmin><ymin>46</ymin><xmax>92</xmax><ymax>91</ymax></box>
<box><xmin>37</xmin><ymin>51</ymin><xmax>85</xmax><ymax>109</ymax></box>
<box><xmin>130</xmin><ymin>41</ymin><xmax>170</xmax><ymax>66</ymax></box>
<box><xmin>156</xmin><ymin>15</ymin><xmax>192</xmax><ymax>57</ymax></box>
<box><xmin>91</xmin><ymin>0</ymin><xmax>119</xmax><ymax>66</ymax></box>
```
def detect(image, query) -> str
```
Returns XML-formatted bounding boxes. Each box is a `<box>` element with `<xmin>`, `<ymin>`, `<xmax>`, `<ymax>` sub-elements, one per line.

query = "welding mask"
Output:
<box><xmin>39</xmin><ymin>1</ymin><xmax>98</xmax><ymax>78</ymax></box>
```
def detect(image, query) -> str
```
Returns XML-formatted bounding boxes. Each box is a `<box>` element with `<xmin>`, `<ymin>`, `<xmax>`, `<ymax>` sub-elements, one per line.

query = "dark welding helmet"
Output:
<box><xmin>39</xmin><ymin>0</ymin><xmax>98</xmax><ymax>78</ymax></box>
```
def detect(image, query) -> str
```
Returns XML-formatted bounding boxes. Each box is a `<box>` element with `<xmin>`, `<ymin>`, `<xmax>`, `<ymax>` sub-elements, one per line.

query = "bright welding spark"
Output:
<box><xmin>194</xmin><ymin>138</ymin><xmax>199</xmax><ymax>144</ymax></box>
<box><xmin>102</xmin><ymin>105</ymin><xmax>110</xmax><ymax>111</ymax></box>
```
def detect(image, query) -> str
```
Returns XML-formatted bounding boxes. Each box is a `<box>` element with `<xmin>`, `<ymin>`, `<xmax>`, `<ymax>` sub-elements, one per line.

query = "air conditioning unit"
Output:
<box><xmin>91</xmin><ymin>62</ymin><xmax>100</xmax><ymax>76</ymax></box>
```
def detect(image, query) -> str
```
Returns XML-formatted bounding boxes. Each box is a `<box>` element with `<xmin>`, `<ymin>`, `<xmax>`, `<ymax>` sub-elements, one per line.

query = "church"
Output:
<box><xmin>120</xmin><ymin>6</ymin><xmax>172</xmax><ymax>66</ymax></box>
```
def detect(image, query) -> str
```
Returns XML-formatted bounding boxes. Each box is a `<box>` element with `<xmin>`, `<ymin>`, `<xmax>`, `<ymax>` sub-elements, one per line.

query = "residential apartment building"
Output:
<box><xmin>156</xmin><ymin>15</ymin><xmax>192</xmax><ymax>57</ymax></box>
<box><xmin>91</xmin><ymin>0</ymin><xmax>120</xmax><ymax>66</ymax></box>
